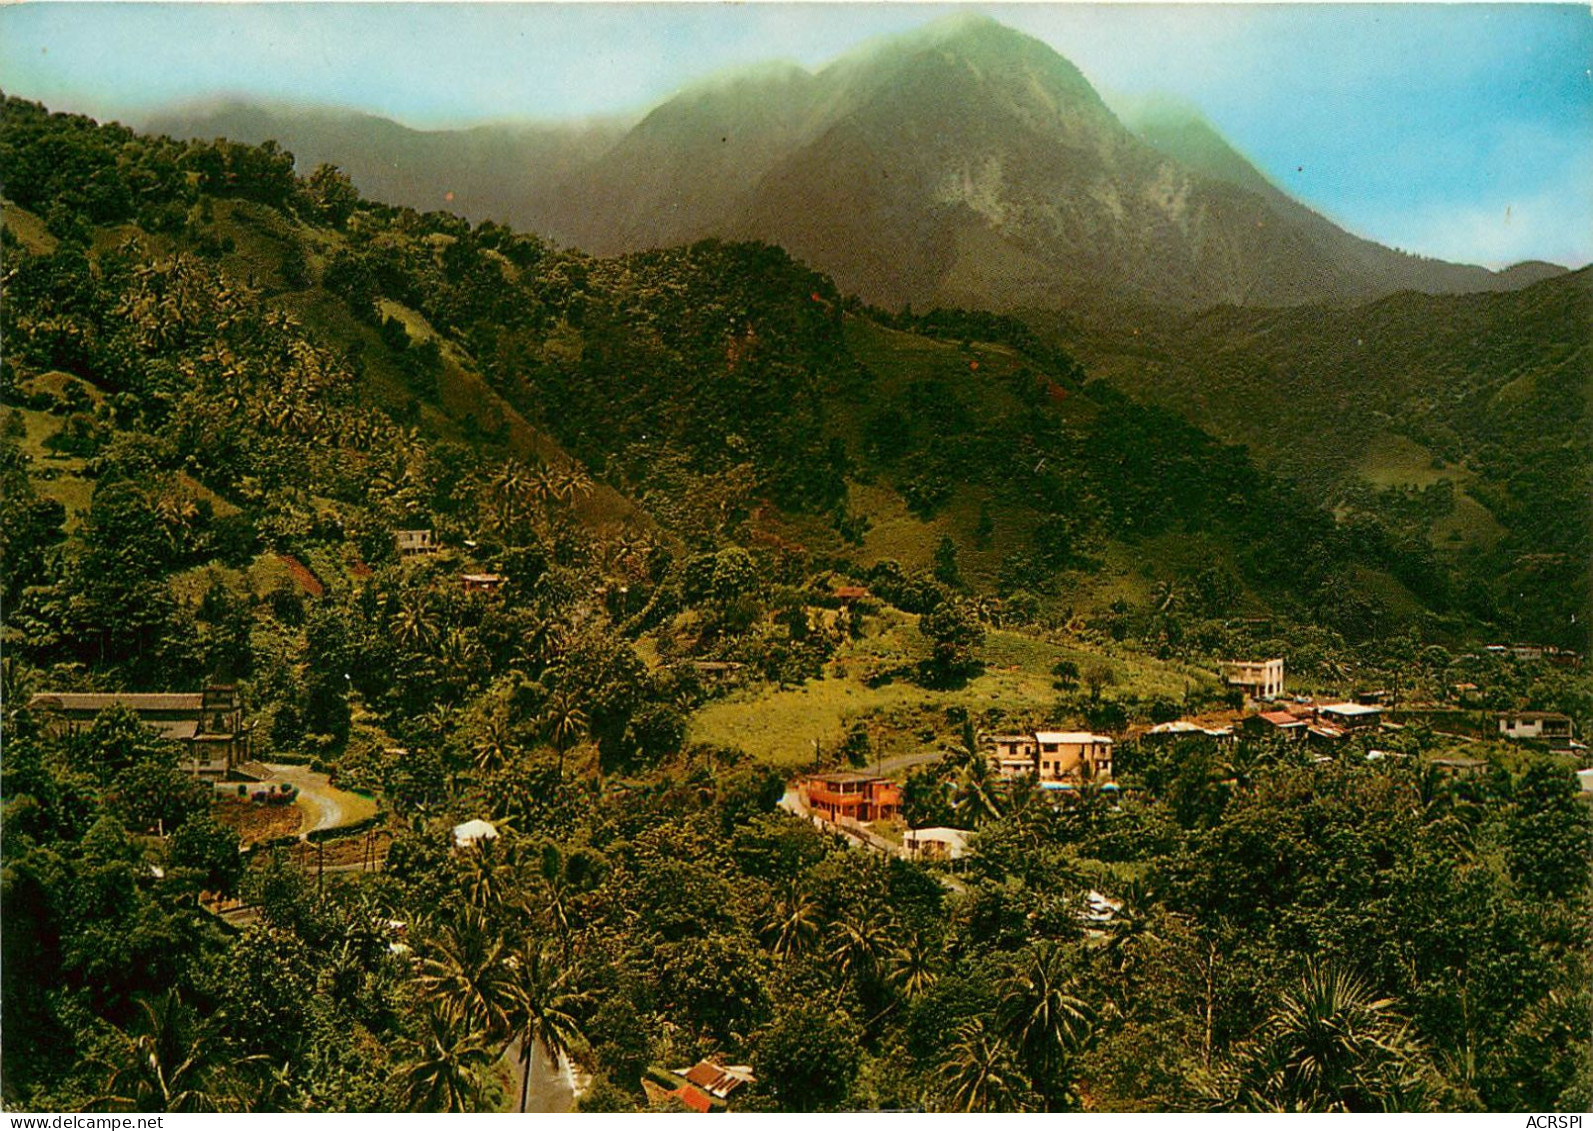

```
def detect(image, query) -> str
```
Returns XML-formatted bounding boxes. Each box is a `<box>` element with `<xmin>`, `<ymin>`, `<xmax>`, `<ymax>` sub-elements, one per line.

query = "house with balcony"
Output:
<box><xmin>990</xmin><ymin>733</ymin><xmax>1039</xmax><ymax>778</ymax></box>
<box><xmin>800</xmin><ymin>772</ymin><xmax>902</xmax><ymax>823</ymax></box>
<box><xmin>1033</xmin><ymin>731</ymin><xmax>1115</xmax><ymax>783</ymax></box>
<box><xmin>1497</xmin><ymin>712</ymin><xmax>1574</xmax><ymax>747</ymax></box>
<box><xmin>395</xmin><ymin>528</ymin><xmax>437</xmax><ymax>556</ymax></box>
<box><xmin>989</xmin><ymin>730</ymin><xmax>1115</xmax><ymax>783</ymax></box>
<box><xmin>1221</xmin><ymin>658</ymin><xmax>1285</xmax><ymax>701</ymax></box>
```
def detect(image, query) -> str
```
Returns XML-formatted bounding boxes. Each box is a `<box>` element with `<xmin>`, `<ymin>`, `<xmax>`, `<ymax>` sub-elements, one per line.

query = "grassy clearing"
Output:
<box><xmin>1349</xmin><ymin>564</ymin><xmax>1426</xmax><ymax>620</ymax></box>
<box><xmin>2</xmin><ymin>203</ymin><xmax>58</xmax><ymax>255</ymax></box>
<box><xmin>1431</xmin><ymin>489</ymin><xmax>1507</xmax><ymax>551</ymax></box>
<box><xmin>1355</xmin><ymin>431</ymin><xmax>1462</xmax><ymax>490</ymax></box>
<box><xmin>247</xmin><ymin>552</ymin><xmax>298</xmax><ymax>595</ymax></box>
<box><xmin>11</xmin><ymin>406</ymin><xmax>96</xmax><ymax>529</ymax></box>
<box><xmin>688</xmin><ymin>611</ymin><xmax>1218</xmax><ymax>769</ymax></box>
<box><xmin>1352</xmin><ymin>433</ymin><xmax>1506</xmax><ymax>553</ymax></box>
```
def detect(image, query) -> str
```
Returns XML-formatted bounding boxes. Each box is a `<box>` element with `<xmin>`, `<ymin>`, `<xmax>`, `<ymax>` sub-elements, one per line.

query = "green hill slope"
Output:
<box><xmin>1033</xmin><ymin>271</ymin><xmax>1592</xmax><ymax>647</ymax></box>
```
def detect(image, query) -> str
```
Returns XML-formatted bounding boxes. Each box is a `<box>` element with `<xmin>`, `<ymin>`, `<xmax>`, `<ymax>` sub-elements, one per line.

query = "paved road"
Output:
<box><xmin>504</xmin><ymin>1037</ymin><xmax>579</xmax><ymax>1113</ymax></box>
<box><xmin>873</xmin><ymin>749</ymin><xmax>947</xmax><ymax>776</ymax></box>
<box><xmin>263</xmin><ymin>763</ymin><xmax>351</xmax><ymax>833</ymax></box>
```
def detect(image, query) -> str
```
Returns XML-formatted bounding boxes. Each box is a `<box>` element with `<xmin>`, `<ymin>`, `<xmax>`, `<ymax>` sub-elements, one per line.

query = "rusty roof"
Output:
<box><xmin>673</xmin><ymin>1085</ymin><xmax>713</xmax><ymax>1113</ymax></box>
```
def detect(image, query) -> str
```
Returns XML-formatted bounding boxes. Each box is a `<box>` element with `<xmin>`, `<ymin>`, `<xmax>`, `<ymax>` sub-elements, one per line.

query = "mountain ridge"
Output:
<box><xmin>144</xmin><ymin>16</ymin><xmax>1566</xmax><ymax>311</ymax></box>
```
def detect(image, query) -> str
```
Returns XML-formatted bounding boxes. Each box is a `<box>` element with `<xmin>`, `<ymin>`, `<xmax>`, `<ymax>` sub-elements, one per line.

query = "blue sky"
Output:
<box><xmin>2</xmin><ymin>3</ymin><xmax>1589</xmax><ymax>268</ymax></box>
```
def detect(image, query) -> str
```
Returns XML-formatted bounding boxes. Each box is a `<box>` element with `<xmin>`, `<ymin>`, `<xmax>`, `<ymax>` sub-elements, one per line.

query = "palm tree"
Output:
<box><xmin>413</xmin><ymin>909</ymin><xmax>516</xmax><ymax>1040</ymax></box>
<box><xmin>951</xmin><ymin>754</ymin><xmax>1003</xmax><ymax>829</ymax></box>
<box><xmin>884</xmin><ymin>931</ymin><xmax>940</xmax><ymax>1002</ymax></box>
<box><xmin>999</xmin><ymin>941</ymin><xmax>1092</xmax><ymax>1105</ymax></box>
<box><xmin>524</xmin><ymin>619</ymin><xmax>567</xmax><ymax>674</ymax></box>
<box><xmin>487</xmin><ymin>459</ymin><xmax>538</xmax><ymax>537</ymax></box>
<box><xmin>551</xmin><ymin>465</ymin><xmax>593</xmax><ymax>508</ymax></box>
<box><xmin>437</xmin><ymin>628</ymin><xmax>488</xmax><ymax>696</ymax></box>
<box><xmin>1219</xmin><ymin>741</ymin><xmax>1274</xmax><ymax>795</ymax></box>
<box><xmin>533</xmin><ymin>843</ymin><xmax>577</xmax><ymax>966</ymax></box>
<box><xmin>758</xmin><ymin>881</ymin><xmax>822</xmax><ymax>960</ymax></box>
<box><xmin>1239</xmin><ymin>961</ymin><xmax>1434</xmax><ymax>1112</ymax></box>
<box><xmin>1098</xmin><ymin>879</ymin><xmax>1162</xmax><ymax>981</ymax></box>
<box><xmin>457</xmin><ymin>838</ymin><xmax>515</xmax><ymax>913</ymax></box>
<box><xmin>541</xmin><ymin>690</ymin><xmax>587</xmax><ymax>776</ymax></box>
<box><xmin>504</xmin><ymin>939</ymin><xmax>588</xmax><ymax>1113</ymax></box>
<box><xmin>393</xmin><ymin>592</ymin><xmax>440</xmax><ymax>653</ymax></box>
<box><xmin>943</xmin><ymin>718</ymin><xmax>985</xmax><ymax>772</ymax></box>
<box><xmin>470</xmin><ymin>713</ymin><xmax>515</xmax><ymax>775</ymax></box>
<box><xmin>937</xmin><ymin>1018</ymin><xmax>1034</xmax><ymax>1112</ymax></box>
<box><xmin>1065</xmin><ymin>772</ymin><xmax>1112</xmax><ymax>836</ymax></box>
<box><xmin>399</xmin><ymin>1004</ymin><xmax>496</xmax><ymax>1112</ymax></box>
<box><xmin>827</xmin><ymin>910</ymin><xmax>894</xmax><ymax>996</ymax></box>
<box><xmin>96</xmin><ymin>990</ymin><xmax>259</xmax><ymax>1112</ymax></box>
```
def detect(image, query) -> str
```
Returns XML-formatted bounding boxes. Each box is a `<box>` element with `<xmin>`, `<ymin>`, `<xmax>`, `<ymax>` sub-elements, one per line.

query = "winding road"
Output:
<box><xmin>260</xmin><ymin>762</ymin><xmax>374</xmax><ymax>833</ymax></box>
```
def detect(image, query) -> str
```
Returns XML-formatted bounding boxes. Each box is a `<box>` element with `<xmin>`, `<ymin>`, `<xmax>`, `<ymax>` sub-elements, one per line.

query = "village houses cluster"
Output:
<box><xmin>789</xmin><ymin>651</ymin><xmax>1586</xmax><ymax>863</ymax></box>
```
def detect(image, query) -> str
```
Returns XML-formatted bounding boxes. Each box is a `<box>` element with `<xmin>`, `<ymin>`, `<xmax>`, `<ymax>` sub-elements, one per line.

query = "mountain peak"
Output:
<box><xmin>1117</xmin><ymin>95</ymin><xmax>1278</xmax><ymax>197</ymax></box>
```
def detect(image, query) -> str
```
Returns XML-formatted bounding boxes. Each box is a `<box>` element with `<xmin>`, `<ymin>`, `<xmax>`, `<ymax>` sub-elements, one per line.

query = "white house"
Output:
<box><xmin>1497</xmin><ymin>712</ymin><xmax>1574</xmax><ymax>745</ymax></box>
<box><xmin>903</xmin><ymin>827</ymin><xmax>970</xmax><ymax>861</ymax></box>
<box><xmin>1221</xmin><ymin>658</ymin><xmax>1285</xmax><ymax>700</ymax></box>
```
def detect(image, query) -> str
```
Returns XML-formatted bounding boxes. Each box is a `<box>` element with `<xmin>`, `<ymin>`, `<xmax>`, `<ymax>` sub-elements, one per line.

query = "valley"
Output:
<box><xmin>1</xmin><ymin>9</ymin><xmax>1589</xmax><ymax>1115</ymax></box>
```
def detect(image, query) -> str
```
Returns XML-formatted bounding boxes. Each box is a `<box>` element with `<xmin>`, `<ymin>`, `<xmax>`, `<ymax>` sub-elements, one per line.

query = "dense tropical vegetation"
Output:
<box><xmin>2</xmin><ymin>97</ymin><xmax>1589</xmax><ymax>1113</ymax></box>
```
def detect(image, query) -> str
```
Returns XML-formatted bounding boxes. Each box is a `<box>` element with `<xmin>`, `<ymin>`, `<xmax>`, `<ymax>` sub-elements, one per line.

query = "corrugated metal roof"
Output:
<box><xmin>30</xmin><ymin>692</ymin><xmax>204</xmax><ymax>712</ymax></box>
<box><xmin>674</xmin><ymin>1085</ymin><xmax>712</xmax><ymax>1113</ymax></box>
<box><xmin>1034</xmin><ymin>731</ymin><xmax>1112</xmax><ymax>744</ymax></box>
<box><xmin>1320</xmin><ymin>702</ymin><xmax>1381</xmax><ymax>716</ymax></box>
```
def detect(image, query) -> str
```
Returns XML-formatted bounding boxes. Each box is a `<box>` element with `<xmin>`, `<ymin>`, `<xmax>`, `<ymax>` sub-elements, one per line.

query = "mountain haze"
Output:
<box><xmin>148</xmin><ymin>16</ymin><xmax>1562</xmax><ymax>310</ymax></box>
<box><xmin>146</xmin><ymin>100</ymin><xmax>627</xmax><ymax>237</ymax></box>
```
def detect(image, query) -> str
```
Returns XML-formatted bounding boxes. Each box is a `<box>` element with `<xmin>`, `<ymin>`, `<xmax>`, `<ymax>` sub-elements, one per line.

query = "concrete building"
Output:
<box><xmin>1497</xmin><ymin>712</ymin><xmax>1574</xmax><ymax>746</ymax></box>
<box><xmin>1221</xmin><ymin>658</ymin><xmax>1285</xmax><ymax>700</ymax></box>
<box><xmin>1033</xmin><ymin>731</ymin><xmax>1115</xmax><ymax>782</ymax></box>
<box><xmin>903</xmin><ymin>826</ymin><xmax>970</xmax><ymax>862</ymax></box>
<box><xmin>990</xmin><ymin>734</ymin><xmax>1039</xmax><ymax>778</ymax></box>
<box><xmin>800</xmin><ymin>772</ymin><xmax>902</xmax><ymax>823</ymax></box>
<box><xmin>1318</xmin><ymin>702</ymin><xmax>1383</xmax><ymax>731</ymax></box>
<box><xmin>991</xmin><ymin>731</ymin><xmax>1115</xmax><ymax>782</ymax></box>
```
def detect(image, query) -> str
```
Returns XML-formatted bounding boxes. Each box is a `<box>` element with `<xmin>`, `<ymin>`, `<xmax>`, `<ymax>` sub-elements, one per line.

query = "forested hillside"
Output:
<box><xmin>2</xmin><ymin>97</ymin><xmax>1589</xmax><ymax>1115</ymax></box>
<box><xmin>1037</xmin><ymin>273</ymin><xmax>1592</xmax><ymax>648</ymax></box>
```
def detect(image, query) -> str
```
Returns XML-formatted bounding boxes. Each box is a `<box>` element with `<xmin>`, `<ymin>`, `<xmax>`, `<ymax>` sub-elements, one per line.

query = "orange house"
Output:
<box><xmin>801</xmin><ymin>772</ymin><xmax>901</xmax><ymax>823</ymax></box>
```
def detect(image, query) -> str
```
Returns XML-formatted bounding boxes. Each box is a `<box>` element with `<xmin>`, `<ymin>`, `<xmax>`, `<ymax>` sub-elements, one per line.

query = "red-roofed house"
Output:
<box><xmin>1242</xmin><ymin>711</ymin><xmax>1308</xmax><ymax>739</ymax></box>
<box><xmin>681</xmin><ymin>1060</ymin><xmax>754</xmax><ymax>1100</ymax></box>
